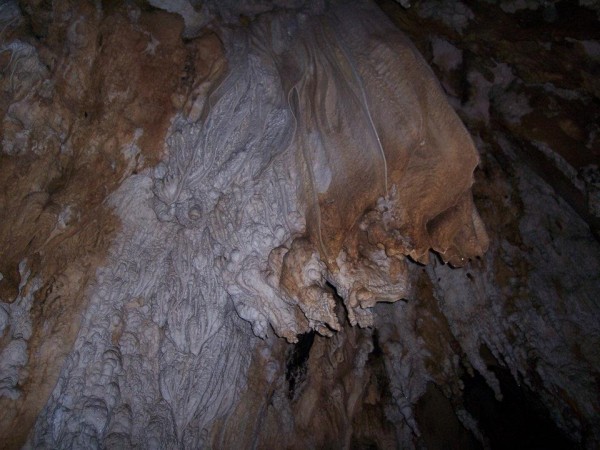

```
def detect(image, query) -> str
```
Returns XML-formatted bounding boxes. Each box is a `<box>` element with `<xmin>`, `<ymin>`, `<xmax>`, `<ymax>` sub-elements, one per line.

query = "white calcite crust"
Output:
<box><xmin>24</xmin><ymin>2</ymin><xmax>488</xmax><ymax>447</ymax></box>
<box><xmin>11</xmin><ymin>0</ymin><xmax>600</xmax><ymax>448</ymax></box>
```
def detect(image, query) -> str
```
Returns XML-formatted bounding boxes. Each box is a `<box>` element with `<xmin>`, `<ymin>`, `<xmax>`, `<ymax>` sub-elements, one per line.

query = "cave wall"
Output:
<box><xmin>0</xmin><ymin>0</ymin><xmax>598</xmax><ymax>448</ymax></box>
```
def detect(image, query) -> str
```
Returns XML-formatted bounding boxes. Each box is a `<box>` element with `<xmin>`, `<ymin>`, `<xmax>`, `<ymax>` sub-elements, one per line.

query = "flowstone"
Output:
<box><xmin>0</xmin><ymin>1</ymin><xmax>493</xmax><ymax>447</ymax></box>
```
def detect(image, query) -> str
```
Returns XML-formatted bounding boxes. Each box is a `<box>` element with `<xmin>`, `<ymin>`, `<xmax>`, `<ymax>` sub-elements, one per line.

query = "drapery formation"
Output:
<box><xmin>2</xmin><ymin>0</ymin><xmax>598</xmax><ymax>448</ymax></box>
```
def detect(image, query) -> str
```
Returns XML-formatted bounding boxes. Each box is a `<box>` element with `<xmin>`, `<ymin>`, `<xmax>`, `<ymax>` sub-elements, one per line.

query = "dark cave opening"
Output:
<box><xmin>285</xmin><ymin>330</ymin><xmax>316</xmax><ymax>400</ymax></box>
<box><xmin>371</xmin><ymin>329</ymin><xmax>383</xmax><ymax>358</ymax></box>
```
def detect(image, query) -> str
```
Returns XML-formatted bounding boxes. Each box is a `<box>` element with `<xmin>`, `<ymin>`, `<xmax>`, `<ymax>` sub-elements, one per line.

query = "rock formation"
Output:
<box><xmin>0</xmin><ymin>0</ymin><xmax>598</xmax><ymax>448</ymax></box>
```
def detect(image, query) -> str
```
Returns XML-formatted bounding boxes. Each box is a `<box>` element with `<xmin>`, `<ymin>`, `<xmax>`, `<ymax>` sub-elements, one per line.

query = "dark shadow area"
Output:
<box><xmin>285</xmin><ymin>330</ymin><xmax>315</xmax><ymax>400</ymax></box>
<box><xmin>415</xmin><ymin>382</ymin><xmax>482</xmax><ymax>450</ymax></box>
<box><xmin>463</xmin><ymin>367</ymin><xmax>576</xmax><ymax>449</ymax></box>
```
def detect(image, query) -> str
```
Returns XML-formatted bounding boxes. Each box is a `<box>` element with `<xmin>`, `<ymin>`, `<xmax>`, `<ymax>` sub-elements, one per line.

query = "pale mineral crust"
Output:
<box><xmin>0</xmin><ymin>0</ymin><xmax>598</xmax><ymax>448</ymax></box>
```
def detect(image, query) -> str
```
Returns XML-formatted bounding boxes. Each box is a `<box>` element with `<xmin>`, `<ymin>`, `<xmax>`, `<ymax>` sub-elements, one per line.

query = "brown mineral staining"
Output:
<box><xmin>280</xmin><ymin>238</ymin><xmax>339</xmax><ymax>335</ymax></box>
<box><xmin>273</xmin><ymin>7</ymin><xmax>488</xmax><ymax>337</ymax></box>
<box><xmin>5</xmin><ymin>0</ymin><xmax>597</xmax><ymax>447</ymax></box>
<box><xmin>0</xmin><ymin>2</ymin><xmax>225</xmax><ymax>446</ymax></box>
<box><xmin>378</xmin><ymin>0</ymin><xmax>600</xmax><ymax>236</ymax></box>
<box><xmin>300</xmin><ymin>22</ymin><xmax>489</xmax><ymax>267</ymax></box>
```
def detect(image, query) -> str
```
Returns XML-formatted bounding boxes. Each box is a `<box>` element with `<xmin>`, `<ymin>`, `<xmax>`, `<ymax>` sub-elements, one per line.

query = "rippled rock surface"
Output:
<box><xmin>0</xmin><ymin>0</ymin><xmax>598</xmax><ymax>448</ymax></box>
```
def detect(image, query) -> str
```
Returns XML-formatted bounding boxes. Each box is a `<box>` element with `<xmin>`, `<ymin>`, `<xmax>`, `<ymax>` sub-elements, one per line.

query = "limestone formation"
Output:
<box><xmin>0</xmin><ymin>0</ymin><xmax>598</xmax><ymax>448</ymax></box>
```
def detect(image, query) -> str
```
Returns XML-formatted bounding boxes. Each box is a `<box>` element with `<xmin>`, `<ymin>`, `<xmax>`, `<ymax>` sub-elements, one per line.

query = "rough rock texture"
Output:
<box><xmin>377</xmin><ymin>0</ymin><xmax>600</xmax><ymax>445</ymax></box>
<box><xmin>0</xmin><ymin>1</ymin><xmax>226</xmax><ymax>447</ymax></box>
<box><xmin>0</xmin><ymin>0</ymin><xmax>598</xmax><ymax>448</ymax></box>
<box><xmin>382</xmin><ymin>0</ymin><xmax>600</xmax><ymax>237</ymax></box>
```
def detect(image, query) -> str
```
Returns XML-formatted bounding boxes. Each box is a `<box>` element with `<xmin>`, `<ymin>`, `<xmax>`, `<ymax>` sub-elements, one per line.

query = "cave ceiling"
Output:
<box><xmin>0</xmin><ymin>0</ymin><xmax>599</xmax><ymax>448</ymax></box>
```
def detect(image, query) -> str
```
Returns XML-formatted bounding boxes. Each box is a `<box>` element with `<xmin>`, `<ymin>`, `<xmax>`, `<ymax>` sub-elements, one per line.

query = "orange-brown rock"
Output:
<box><xmin>1</xmin><ymin>0</ymin><xmax>598</xmax><ymax>448</ymax></box>
<box><xmin>0</xmin><ymin>2</ymin><xmax>225</xmax><ymax>446</ymax></box>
